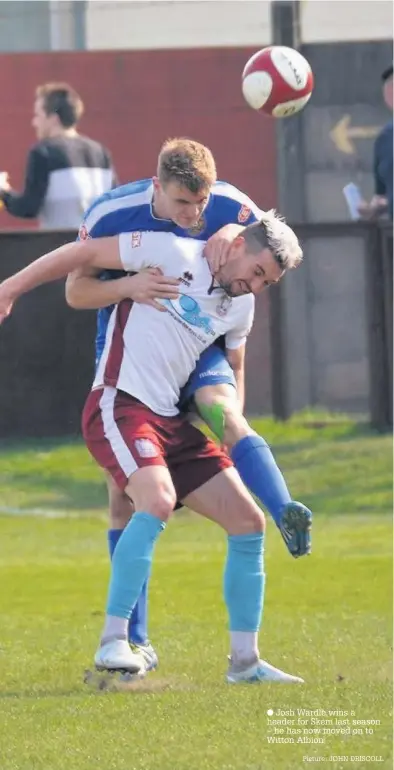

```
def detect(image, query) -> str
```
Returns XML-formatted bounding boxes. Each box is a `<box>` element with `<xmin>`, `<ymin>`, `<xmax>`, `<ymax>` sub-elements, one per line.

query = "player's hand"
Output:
<box><xmin>117</xmin><ymin>268</ymin><xmax>181</xmax><ymax>312</ymax></box>
<box><xmin>278</xmin><ymin>502</ymin><xmax>312</xmax><ymax>558</ymax></box>
<box><xmin>204</xmin><ymin>224</ymin><xmax>245</xmax><ymax>275</ymax></box>
<box><xmin>0</xmin><ymin>287</ymin><xmax>15</xmax><ymax>323</ymax></box>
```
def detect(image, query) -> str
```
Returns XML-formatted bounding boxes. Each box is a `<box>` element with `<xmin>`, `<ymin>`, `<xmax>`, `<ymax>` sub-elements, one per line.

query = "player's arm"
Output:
<box><xmin>66</xmin><ymin>265</ymin><xmax>127</xmax><ymax>309</ymax></box>
<box><xmin>225</xmin><ymin>296</ymin><xmax>255</xmax><ymax>412</ymax></box>
<box><xmin>204</xmin><ymin>224</ymin><xmax>245</xmax><ymax>274</ymax></box>
<box><xmin>0</xmin><ymin>232</ymin><xmax>171</xmax><ymax>322</ymax></box>
<box><xmin>358</xmin><ymin>134</ymin><xmax>389</xmax><ymax>219</ymax></box>
<box><xmin>66</xmin><ymin>264</ymin><xmax>179</xmax><ymax>312</ymax></box>
<box><xmin>65</xmin><ymin>224</ymin><xmax>243</xmax><ymax>310</ymax></box>
<box><xmin>0</xmin><ymin>236</ymin><xmax>122</xmax><ymax>307</ymax></box>
<box><xmin>226</xmin><ymin>345</ymin><xmax>246</xmax><ymax>412</ymax></box>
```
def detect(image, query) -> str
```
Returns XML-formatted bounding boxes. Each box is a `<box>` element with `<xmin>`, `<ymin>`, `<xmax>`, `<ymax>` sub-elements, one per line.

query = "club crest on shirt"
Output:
<box><xmin>186</xmin><ymin>215</ymin><xmax>206</xmax><ymax>237</ymax></box>
<box><xmin>134</xmin><ymin>439</ymin><xmax>159</xmax><ymax>458</ymax></box>
<box><xmin>131</xmin><ymin>232</ymin><xmax>142</xmax><ymax>248</ymax></box>
<box><xmin>78</xmin><ymin>223</ymin><xmax>91</xmax><ymax>241</ymax></box>
<box><xmin>238</xmin><ymin>204</ymin><xmax>251</xmax><ymax>224</ymax></box>
<box><xmin>216</xmin><ymin>295</ymin><xmax>233</xmax><ymax>317</ymax></box>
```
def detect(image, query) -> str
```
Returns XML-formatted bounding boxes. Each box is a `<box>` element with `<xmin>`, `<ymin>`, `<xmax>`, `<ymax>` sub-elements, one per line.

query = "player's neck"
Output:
<box><xmin>48</xmin><ymin>126</ymin><xmax>79</xmax><ymax>139</ymax></box>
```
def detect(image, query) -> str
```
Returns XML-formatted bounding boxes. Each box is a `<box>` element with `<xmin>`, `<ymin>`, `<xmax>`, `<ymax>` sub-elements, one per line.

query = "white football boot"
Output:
<box><xmin>227</xmin><ymin>656</ymin><xmax>304</xmax><ymax>684</ymax></box>
<box><xmin>95</xmin><ymin>638</ymin><xmax>147</xmax><ymax>675</ymax></box>
<box><xmin>130</xmin><ymin>641</ymin><xmax>158</xmax><ymax>672</ymax></box>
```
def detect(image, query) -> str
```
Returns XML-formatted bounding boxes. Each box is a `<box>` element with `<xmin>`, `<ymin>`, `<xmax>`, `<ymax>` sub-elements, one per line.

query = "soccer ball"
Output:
<box><xmin>242</xmin><ymin>46</ymin><xmax>314</xmax><ymax>118</ymax></box>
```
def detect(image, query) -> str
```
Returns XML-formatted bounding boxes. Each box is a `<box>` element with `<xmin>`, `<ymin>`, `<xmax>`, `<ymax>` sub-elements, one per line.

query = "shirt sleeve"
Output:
<box><xmin>1</xmin><ymin>146</ymin><xmax>49</xmax><ymax>218</ymax></box>
<box><xmin>77</xmin><ymin>197</ymin><xmax>116</xmax><ymax>241</ymax></box>
<box><xmin>225</xmin><ymin>296</ymin><xmax>255</xmax><ymax>350</ymax></box>
<box><xmin>214</xmin><ymin>184</ymin><xmax>264</xmax><ymax>227</ymax></box>
<box><xmin>373</xmin><ymin>133</ymin><xmax>386</xmax><ymax>196</ymax></box>
<box><xmin>238</xmin><ymin>199</ymin><xmax>264</xmax><ymax>225</ymax></box>
<box><xmin>119</xmin><ymin>230</ymin><xmax>178</xmax><ymax>272</ymax></box>
<box><xmin>111</xmin><ymin>167</ymin><xmax>119</xmax><ymax>189</ymax></box>
<box><xmin>103</xmin><ymin>147</ymin><xmax>119</xmax><ymax>189</ymax></box>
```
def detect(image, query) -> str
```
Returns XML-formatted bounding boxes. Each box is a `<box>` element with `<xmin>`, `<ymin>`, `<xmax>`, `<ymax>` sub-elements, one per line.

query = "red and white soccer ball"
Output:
<box><xmin>242</xmin><ymin>46</ymin><xmax>314</xmax><ymax>118</ymax></box>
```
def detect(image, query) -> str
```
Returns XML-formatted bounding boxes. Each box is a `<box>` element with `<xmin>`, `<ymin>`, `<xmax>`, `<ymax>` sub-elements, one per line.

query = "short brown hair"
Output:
<box><xmin>35</xmin><ymin>83</ymin><xmax>84</xmax><ymax>128</ymax></box>
<box><xmin>243</xmin><ymin>210</ymin><xmax>303</xmax><ymax>270</ymax></box>
<box><xmin>157</xmin><ymin>138</ymin><xmax>217</xmax><ymax>192</ymax></box>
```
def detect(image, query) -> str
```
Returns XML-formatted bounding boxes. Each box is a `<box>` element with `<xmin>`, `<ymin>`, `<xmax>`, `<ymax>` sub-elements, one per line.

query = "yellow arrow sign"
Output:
<box><xmin>330</xmin><ymin>115</ymin><xmax>381</xmax><ymax>154</ymax></box>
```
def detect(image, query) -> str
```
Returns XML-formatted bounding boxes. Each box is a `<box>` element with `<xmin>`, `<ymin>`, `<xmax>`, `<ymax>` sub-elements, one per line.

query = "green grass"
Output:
<box><xmin>0</xmin><ymin>415</ymin><xmax>392</xmax><ymax>770</ymax></box>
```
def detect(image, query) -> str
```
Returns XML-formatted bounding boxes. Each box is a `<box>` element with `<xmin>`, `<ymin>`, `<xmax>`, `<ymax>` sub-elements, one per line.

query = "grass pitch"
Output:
<box><xmin>0</xmin><ymin>414</ymin><xmax>392</xmax><ymax>770</ymax></box>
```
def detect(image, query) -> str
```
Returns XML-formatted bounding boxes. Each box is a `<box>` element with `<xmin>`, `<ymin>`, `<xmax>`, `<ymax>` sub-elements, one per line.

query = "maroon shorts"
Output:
<box><xmin>82</xmin><ymin>387</ymin><xmax>232</xmax><ymax>502</ymax></box>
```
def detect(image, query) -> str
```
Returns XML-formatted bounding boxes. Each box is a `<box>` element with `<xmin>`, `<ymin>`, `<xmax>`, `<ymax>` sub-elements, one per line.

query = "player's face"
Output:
<box><xmin>153</xmin><ymin>179</ymin><xmax>210</xmax><ymax>229</ymax></box>
<box><xmin>217</xmin><ymin>236</ymin><xmax>284</xmax><ymax>297</ymax></box>
<box><xmin>32</xmin><ymin>98</ymin><xmax>53</xmax><ymax>139</ymax></box>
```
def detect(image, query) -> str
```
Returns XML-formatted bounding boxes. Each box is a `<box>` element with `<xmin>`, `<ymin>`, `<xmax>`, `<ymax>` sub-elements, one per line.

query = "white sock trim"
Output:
<box><xmin>230</xmin><ymin>631</ymin><xmax>259</xmax><ymax>664</ymax></box>
<box><xmin>101</xmin><ymin>615</ymin><xmax>129</xmax><ymax>643</ymax></box>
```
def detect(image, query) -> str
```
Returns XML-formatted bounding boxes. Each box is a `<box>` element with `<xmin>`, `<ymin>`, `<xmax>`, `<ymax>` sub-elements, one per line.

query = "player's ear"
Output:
<box><xmin>152</xmin><ymin>176</ymin><xmax>161</xmax><ymax>193</ymax></box>
<box><xmin>232</xmin><ymin>234</ymin><xmax>246</xmax><ymax>250</ymax></box>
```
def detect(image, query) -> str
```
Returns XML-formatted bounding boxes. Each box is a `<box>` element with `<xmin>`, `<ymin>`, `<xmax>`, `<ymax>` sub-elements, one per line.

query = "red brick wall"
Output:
<box><xmin>0</xmin><ymin>49</ymin><xmax>277</xmax><ymax>228</ymax></box>
<box><xmin>0</xmin><ymin>49</ymin><xmax>275</xmax><ymax>412</ymax></box>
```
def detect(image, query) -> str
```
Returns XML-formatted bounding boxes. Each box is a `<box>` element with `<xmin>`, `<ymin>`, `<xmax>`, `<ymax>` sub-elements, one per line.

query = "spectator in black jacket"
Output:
<box><xmin>0</xmin><ymin>82</ymin><xmax>117</xmax><ymax>229</ymax></box>
<box><xmin>359</xmin><ymin>63</ymin><xmax>393</xmax><ymax>221</ymax></box>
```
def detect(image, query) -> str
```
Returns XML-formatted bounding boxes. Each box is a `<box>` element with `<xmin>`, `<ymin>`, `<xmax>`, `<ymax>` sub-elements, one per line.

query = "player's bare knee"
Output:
<box><xmin>125</xmin><ymin>466</ymin><xmax>177</xmax><ymax>522</ymax></box>
<box><xmin>124</xmin><ymin>480</ymin><xmax>176</xmax><ymax>522</ymax></box>
<box><xmin>221</xmin><ymin>407</ymin><xmax>251</xmax><ymax>449</ymax></box>
<box><xmin>228</xmin><ymin>495</ymin><xmax>265</xmax><ymax>535</ymax></box>
<box><xmin>234</xmin><ymin>498</ymin><xmax>265</xmax><ymax>535</ymax></box>
<box><xmin>109</xmin><ymin>498</ymin><xmax>132</xmax><ymax>528</ymax></box>
<box><xmin>196</xmin><ymin>388</ymin><xmax>251</xmax><ymax>447</ymax></box>
<box><xmin>147</xmin><ymin>487</ymin><xmax>177</xmax><ymax>521</ymax></box>
<box><xmin>106</xmin><ymin>474</ymin><xmax>133</xmax><ymax>528</ymax></box>
<box><xmin>247</xmin><ymin>504</ymin><xmax>265</xmax><ymax>534</ymax></box>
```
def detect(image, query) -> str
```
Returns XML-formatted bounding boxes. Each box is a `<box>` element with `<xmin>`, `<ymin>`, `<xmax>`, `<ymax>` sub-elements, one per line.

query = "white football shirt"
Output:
<box><xmin>94</xmin><ymin>231</ymin><xmax>255</xmax><ymax>415</ymax></box>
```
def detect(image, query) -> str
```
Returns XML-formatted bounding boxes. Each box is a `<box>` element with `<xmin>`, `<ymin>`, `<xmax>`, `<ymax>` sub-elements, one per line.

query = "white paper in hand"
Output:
<box><xmin>343</xmin><ymin>183</ymin><xmax>363</xmax><ymax>220</ymax></box>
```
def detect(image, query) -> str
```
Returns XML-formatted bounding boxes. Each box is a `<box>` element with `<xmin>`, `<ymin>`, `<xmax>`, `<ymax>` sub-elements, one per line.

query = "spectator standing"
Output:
<box><xmin>0</xmin><ymin>83</ymin><xmax>117</xmax><ymax>229</ymax></box>
<box><xmin>359</xmin><ymin>63</ymin><xmax>393</xmax><ymax>221</ymax></box>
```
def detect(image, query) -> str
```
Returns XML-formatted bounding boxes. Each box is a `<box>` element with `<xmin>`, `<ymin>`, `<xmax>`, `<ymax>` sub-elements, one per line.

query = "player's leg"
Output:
<box><xmin>196</xmin><ymin>381</ymin><xmax>312</xmax><ymax>557</ymax></box>
<box><xmin>105</xmin><ymin>472</ymin><xmax>156</xmax><ymax>669</ymax></box>
<box><xmin>82</xmin><ymin>387</ymin><xmax>175</xmax><ymax>676</ymax></box>
<box><xmin>181</xmin><ymin>465</ymin><xmax>303</xmax><ymax>684</ymax></box>
<box><xmin>182</xmin><ymin>344</ymin><xmax>311</xmax><ymax>558</ymax></box>
<box><xmin>97</xmin><ymin>464</ymin><xmax>174</xmax><ymax>673</ymax></box>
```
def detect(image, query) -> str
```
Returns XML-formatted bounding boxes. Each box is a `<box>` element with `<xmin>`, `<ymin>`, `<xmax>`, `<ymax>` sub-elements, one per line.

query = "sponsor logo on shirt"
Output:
<box><xmin>163</xmin><ymin>294</ymin><xmax>215</xmax><ymax>337</ymax></box>
<box><xmin>216</xmin><ymin>295</ymin><xmax>232</xmax><ymax>317</ymax></box>
<box><xmin>238</xmin><ymin>204</ymin><xmax>251</xmax><ymax>224</ymax></box>
<box><xmin>134</xmin><ymin>439</ymin><xmax>159</xmax><ymax>458</ymax></box>
<box><xmin>199</xmin><ymin>369</ymin><xmax>221</xmax><ymax>378</ymax></box>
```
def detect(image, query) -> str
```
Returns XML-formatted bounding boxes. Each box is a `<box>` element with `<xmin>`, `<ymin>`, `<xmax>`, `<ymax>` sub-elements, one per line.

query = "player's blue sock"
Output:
<box><xmin>231</xmin><ymin>435</ymin><xmax>291</xmax><ymax>526</ymax></box>
<box><xmin>224</xmin><ymin>532</ymin><xmax>265</xmax><ymax>631</ymax></box>
<box><xmin>107</xmin><ymin>528</ymin><xmax>123</xmax><ymax>558</ymax></box>
<box><xmin>107</xmin><ymin>529</ymin><xmax>149</xmax><ymax>644</ymax></box>
<box><xmin>106</xmin><ymin>513</ymin><xmax>165</xmax><ymax>619</ymax></box>
<box><xmin>128</xmin><ymin>580</ymin><xmax>149</xmax><ymax>645</ymax></box>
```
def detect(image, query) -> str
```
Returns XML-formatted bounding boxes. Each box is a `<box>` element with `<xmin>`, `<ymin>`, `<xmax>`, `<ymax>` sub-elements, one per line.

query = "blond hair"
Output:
<box><xmin>243</xmin><ymin>209</ymin><xmax>303</xmax><ymax>270</ymax></box>
<box><xmin>157</xmin><ymin>138</ymin><xmax>217</xmax><ymax>192</ymax></box>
